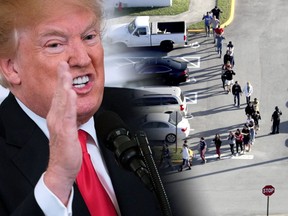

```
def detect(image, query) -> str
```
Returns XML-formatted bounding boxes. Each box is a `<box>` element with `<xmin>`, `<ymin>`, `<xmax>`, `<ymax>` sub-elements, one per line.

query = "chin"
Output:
<box><xmin>77</xmin><ymin>99</ymin><xmax>101</xmax><ymax>122</ymax></box>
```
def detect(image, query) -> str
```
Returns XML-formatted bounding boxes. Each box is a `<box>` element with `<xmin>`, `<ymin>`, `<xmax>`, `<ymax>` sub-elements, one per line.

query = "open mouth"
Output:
<box><xmin>73</xmin><ymin>75</ymin><xmax>89</xmax><ymax>88</ymax></box>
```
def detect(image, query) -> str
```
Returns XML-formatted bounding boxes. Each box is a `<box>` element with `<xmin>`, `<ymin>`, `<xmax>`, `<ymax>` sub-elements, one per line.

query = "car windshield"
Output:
<box><xmin>128</xmin><ymin>20</ymin><xmax>136</xmax><ymax>34</ymax></box>
<box><xmin>168</xmin><ymin>112</ymin><xmax>183</xmax><ymax>126</ymax></box>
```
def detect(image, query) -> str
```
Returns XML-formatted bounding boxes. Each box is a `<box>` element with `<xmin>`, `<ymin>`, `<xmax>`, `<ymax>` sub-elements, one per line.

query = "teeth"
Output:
<box><xmin>73</xmin><ymin>75</ymin><xmax>89</xmax><ymax>88</ymax></box>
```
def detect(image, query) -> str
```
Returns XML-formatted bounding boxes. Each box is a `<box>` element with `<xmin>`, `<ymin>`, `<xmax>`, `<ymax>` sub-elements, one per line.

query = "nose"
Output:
<box><xmin>67</xmin><ymin>40</ymin><xmax>91</xmax><ymax>67</ymax></box>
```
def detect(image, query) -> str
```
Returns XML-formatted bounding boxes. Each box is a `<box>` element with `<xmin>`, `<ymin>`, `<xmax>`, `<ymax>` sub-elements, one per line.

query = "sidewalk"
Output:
<box><xmin>104</xmin><ymin>0</ymin><xmax>216</xmax><ymax>26</ymax></box>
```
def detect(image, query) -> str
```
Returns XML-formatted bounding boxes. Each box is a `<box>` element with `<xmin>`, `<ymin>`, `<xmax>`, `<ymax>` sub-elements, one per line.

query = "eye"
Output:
<box><xmin>83</xmin><ymin>32</ymin><xmax>100</xmax><ymax>45</ymax></box>
<box><xmin>47</xmin><ymin>42</ymin><xmax>62</xmax><ymax>48</ymax></box>
<box><xmin>85</xmin><ymin>34</ymin><xmax>96</xmax><ymax>40</ymax></box>
<box><xmin>44</xmin><ymin>40</ymin><xmax>65</xmax><ymax>54</ymax></box>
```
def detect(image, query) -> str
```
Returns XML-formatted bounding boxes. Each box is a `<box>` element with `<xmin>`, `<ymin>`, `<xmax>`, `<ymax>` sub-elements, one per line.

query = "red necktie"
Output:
<box><xmin>76</xmin><ymin>130</ymin><xmax>117</xmax><ymax>216</ymax></box>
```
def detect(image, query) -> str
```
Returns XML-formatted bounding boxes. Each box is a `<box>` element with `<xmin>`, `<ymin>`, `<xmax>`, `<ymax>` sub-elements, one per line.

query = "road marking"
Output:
<box><xmin>111</xmin><ymin>56</ymin><xmax>201</xmax><ymax>69</ymax></box>
<box><xmin>185</xmin><ymin>93</ymin><xmax>198</xmax><ymax>104</ymax></box>
<box><xmin>185</xmin><ymin>113</ymin><xmax>194</xmax><ymax>119</ymax></box>
<box><xmin>185</xmin><ymin>42</ymin><xmax>200</xmax><ymax>49</ymax></box>
<box><xmin>191</xmin><ymin>42</ymin><xmax>200</xmax><ymax>48</ymax></box>
<box><xmin>231</xmin><ymin>154</ymin><xmax>254</xmax><ymax>160</ymax></box>
<box><xmin>193</xmin><ymin>153</ymin><xmax>254</xmax><ymax>160</ymax></box>
<box><xmin>180</xmin><ymin>57</ymin><xmax>201</xmax><ymax>68</ymax></box>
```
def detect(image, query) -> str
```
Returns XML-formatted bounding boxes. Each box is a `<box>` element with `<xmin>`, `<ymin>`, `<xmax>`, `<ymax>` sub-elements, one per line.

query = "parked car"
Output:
<box><xmin>134</xmin><ymin>57</ymin><xmax>189</xmax><ymax>85</ymax></box>
<box><xmin>105</xmin><ymin>16</ymin><xmax>187</xmax><ymax>52</ymax></box>
<box><xmin>132</xmin><ymin>86</ymin><xmax>189</xmax><ymax>116</ymax></box>
<box><xmin>140</xmin><ymin>111</ymin><xmax>190</xmax><ymax>143</ymax></box>
<box><xmin>104</xmin><ymin>57</ymin><xmax>189</xmax><ymax>87</ymax></box>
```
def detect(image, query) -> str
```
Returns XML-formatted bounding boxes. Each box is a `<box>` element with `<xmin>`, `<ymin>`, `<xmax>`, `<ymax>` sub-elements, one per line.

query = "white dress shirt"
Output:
<box><xmin>16</xmin><ymin>99</ymin><xmax>120</xmax><ymax>216</ymax></box>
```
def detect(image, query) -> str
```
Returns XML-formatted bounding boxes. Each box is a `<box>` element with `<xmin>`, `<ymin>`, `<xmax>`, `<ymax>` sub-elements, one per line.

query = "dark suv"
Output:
<box><xmin>134</xmin><ymin>57</ymin><xmax>189</xmax><ymax>85</ymax></box>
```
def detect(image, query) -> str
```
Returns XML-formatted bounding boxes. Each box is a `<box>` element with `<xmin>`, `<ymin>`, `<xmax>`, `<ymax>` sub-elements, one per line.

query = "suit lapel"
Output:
<box><xmin>0</xmin><ymin>94</ymin><xmax>91</xmax><ymax>215</ymax></box>
<box><xmin>0</xmin><ymin>93</ymin><xmax>49</xmax><ymax>186</ymax></box>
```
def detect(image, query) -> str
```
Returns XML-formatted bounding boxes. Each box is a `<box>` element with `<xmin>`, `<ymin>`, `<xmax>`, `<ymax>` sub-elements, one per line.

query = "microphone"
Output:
<box><xmin>96</xmin><ymin>110</ymin><xmax>173</xmax><ymax>216</ymax></box>
<box><xmin>95</xmin><ymin>111</ymin><xmax>153</xmax><ymax>191</ymax></box>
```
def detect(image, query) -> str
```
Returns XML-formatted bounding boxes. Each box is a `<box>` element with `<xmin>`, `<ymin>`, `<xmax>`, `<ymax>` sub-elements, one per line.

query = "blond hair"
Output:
<box><xmin>0</xmin><ymin>0</ymin><xmax>103</xmax><ymax>87</ymax></box>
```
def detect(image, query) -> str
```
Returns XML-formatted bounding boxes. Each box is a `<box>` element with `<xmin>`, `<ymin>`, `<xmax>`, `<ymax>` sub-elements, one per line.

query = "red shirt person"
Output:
<box><xmin>214</xmin><ymin>25</ymin><xmax>224</xmax><ymax>36</ymax></box>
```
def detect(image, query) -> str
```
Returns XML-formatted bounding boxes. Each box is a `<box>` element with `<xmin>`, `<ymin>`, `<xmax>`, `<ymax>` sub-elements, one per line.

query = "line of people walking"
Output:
<box><xmin>192</xmin><ymin>19</ymin><xmax>284</xmax><ymax>163</ymax></box>
<box><xmin>170</xmin><ymin>7</ymin><xmax>284</xmax><ymax>168</ymax></box>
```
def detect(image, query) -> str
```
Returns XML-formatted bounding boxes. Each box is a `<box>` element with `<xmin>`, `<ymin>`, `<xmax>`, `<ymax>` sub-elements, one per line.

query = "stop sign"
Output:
<box><xmin>262</xmin><ymin>185</ymin><xmax>275</xmax><ymax>196</ymax></box>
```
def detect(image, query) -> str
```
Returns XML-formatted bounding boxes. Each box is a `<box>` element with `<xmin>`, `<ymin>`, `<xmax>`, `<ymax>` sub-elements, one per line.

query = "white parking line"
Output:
<box><xmin>185</xmin><ymin>93</ymin><xmax>198</xmax><ymax>104</ymax></box>
<box><xmin>193</xmin><ymin>153</ymin><xmax>254</xmax><ymax>160</ymax></box>
<box><xmin>180</xmin><ymin>56</ymin><xmax>201</xmax><ymax>68</ymax></box>
<box><xmin>112</xmin><ymin>56</ymin><xmax>202</xmax><ymax>69</ymax></box>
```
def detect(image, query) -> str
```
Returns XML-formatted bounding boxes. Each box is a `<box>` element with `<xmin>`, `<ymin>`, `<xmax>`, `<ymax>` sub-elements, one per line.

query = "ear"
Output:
<box><xmin>0</xmin><ymin>58</ymin><xmax>21</xmax><ymax>85</ymax></box>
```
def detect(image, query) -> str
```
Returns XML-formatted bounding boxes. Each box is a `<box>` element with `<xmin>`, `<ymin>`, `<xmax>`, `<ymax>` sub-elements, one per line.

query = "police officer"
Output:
<box><xmin>271</xmin><ymin>106</ymin><xmax>282</xmax><ymax>134</ymax></box>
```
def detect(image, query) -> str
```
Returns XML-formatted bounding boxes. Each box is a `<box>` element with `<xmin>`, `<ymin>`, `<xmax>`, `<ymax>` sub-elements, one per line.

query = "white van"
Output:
<box><xmin>132</xmin><ymin>86</ymin><xmax>188</xmax><ymax>116</ymax></box>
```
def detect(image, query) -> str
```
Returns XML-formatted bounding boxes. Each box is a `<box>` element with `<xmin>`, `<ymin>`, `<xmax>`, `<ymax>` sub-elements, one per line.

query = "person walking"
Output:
<box><xmin>178</xmin><ymin>141</ymin><xmax>191</xmax><ymax>171</ymax></box>
<box><xmin>232</xmin><ymin>81</ymin><xmax>242</xmax><ymax>107</ymax></box>
<box><xmin>251</xmin><ymin>98</ymin><xmax>261</xmax><ymax>132</ymax></box>
<box><xmin>212</xmin><ymin>134</ymin><xmax>222</xmax><ymax>159</ymax></box>
<box><xmin>242</xmin><ymin>124</ymin><xmax>251</xmax><ymax>152</ymax></box>
<box><xmin>221</xmin><ymin>61</ymin><xmax>231</xmax><ymax>90</ymax></box>
<box><xmin>223</xmin><ymin>50</ymin><xmax>234</xmax><ymax>67</ymax></box>
<box><xmin>253</xmin><ymin>110</ymin><xmax>262</xmax><ymax>133</ymax></box>
<box><xmin>234</xmin><ymin>129</ymin><xmax>244</xmax><ymax>155</ymax></box>
<box><xmin>245</xmin><ymin>102</ymin><xmax>256</xmax><ymax>117</ymax></box>
<box><xmin>227</xmin><ymin>131</ymin><xmax>236</xmax><ymax>156</ymax></box>
<box><xmin>252</xmin><ymin>98</ymin><xmax>260</xmax><ymax>112</ymax></box>
<box><xmin>214</xmin><ymin>24</ymin><xmax>224</xmax><ymax>36</ymax></box>
<box><xmin>223</xmin><ymin>65</ymin><xmax>236</xmax><ymax>93</ymax></box>
<box><xmin>199</xmin><ymin>137</ymin><xmax>207</xmax><ymax>164</ymax></box>
<box><xmin>271</xmin><ymin>106</ymin><xmax>282</xmax><ymax>134</ymax></box>
<box><xmin>159</xmin><ymin>143</ymin><xmax>173</xmax><ymax>169</ymax></box>
<box><xmin>210</xmin><ymin>5</ymin><xmax>223</xmax><ymax>20</ymax></box>
<box><xmin>202</xmin><ymin>12</ymin><xmax>212</xmax><ymax>37</ymax></box>
<box><xmin>242</xmin><ymin>82</ymin><xmax>254</xmax><ymax>105</ymax></box>
<box><xmin>211</xmin><ymin>16</ymin><xmax>220</xmax><ymax>43</ymax></box>
<box><xmin>247</xmin><ymin>117</ymin><xmax>256</xmax><ymax>147</ymax></box>
<box><xmin>227</xmin><ymin>41</ymin><xmax>235</xmax><ymax>56</ymax></box>
<box><xmin>216</xmin><ymin>34</ymin><xmax>225</xmax><ymax>57</ymax></box>
<box><xmin>188</xmin><ymin>147</ymin><xmax>194</xmax><ymax>167</ymax></box>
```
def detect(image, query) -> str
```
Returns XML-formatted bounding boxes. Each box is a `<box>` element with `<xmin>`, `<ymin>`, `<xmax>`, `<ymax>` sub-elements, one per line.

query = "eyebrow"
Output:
<box><xmin>80</xmin><ymin>19</ymin><xmax>100</xmax><ymax>37</ymax></box>
<box><xmin>38</xmin><ymin>19</ymin><xmax>100</xmax><ymax>39</ymax></box>
<box><xmin>39</xmin><ymin>30</ymin><xmax>67</xmax><ymax>39</ymax></box>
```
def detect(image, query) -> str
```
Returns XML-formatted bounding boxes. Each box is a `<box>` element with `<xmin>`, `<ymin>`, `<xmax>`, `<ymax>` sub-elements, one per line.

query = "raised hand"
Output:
<box><xmin>44</xmin><ymin>61</ymin><xmax>82</xmax><ymax>205</ymax></box>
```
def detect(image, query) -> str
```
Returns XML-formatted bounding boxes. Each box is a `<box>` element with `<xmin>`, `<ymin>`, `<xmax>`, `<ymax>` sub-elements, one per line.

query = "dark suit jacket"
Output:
<box><xmin>0</xmin><ymin>90</ymin><xmax>162</xmax><ymax>216</ymax></box>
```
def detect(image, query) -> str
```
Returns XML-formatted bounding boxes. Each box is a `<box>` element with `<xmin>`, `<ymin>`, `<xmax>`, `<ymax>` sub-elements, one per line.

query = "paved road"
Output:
<box><xmin>162</xmin><ymin>1</ymin><xmax>288</xmax><ymax>216</ymax></box>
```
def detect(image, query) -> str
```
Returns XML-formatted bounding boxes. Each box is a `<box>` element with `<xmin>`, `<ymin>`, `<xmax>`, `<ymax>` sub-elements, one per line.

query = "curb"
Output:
<box><xmin>221</xmin><ymin>0</ymin><xmax>235</xmax><ymax>28</ymax></box>
<box><xmin>187</xmin><ymin>0</ymin><xmax>235</xmax><ymax>33</ymax></box>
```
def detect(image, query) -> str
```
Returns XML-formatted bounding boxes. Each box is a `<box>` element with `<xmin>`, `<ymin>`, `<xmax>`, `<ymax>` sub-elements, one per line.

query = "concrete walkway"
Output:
<box><xmin>104</xmin><ymin>0</ymin><xmax>216</xmax><ymax>25</ymax></box>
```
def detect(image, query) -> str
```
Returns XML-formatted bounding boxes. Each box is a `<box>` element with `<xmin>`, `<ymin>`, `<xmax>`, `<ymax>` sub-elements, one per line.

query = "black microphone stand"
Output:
<box><xmin>135</xmin><ymin>131</ymin><xmax>173</xmax><ymax>216</ymax></box>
